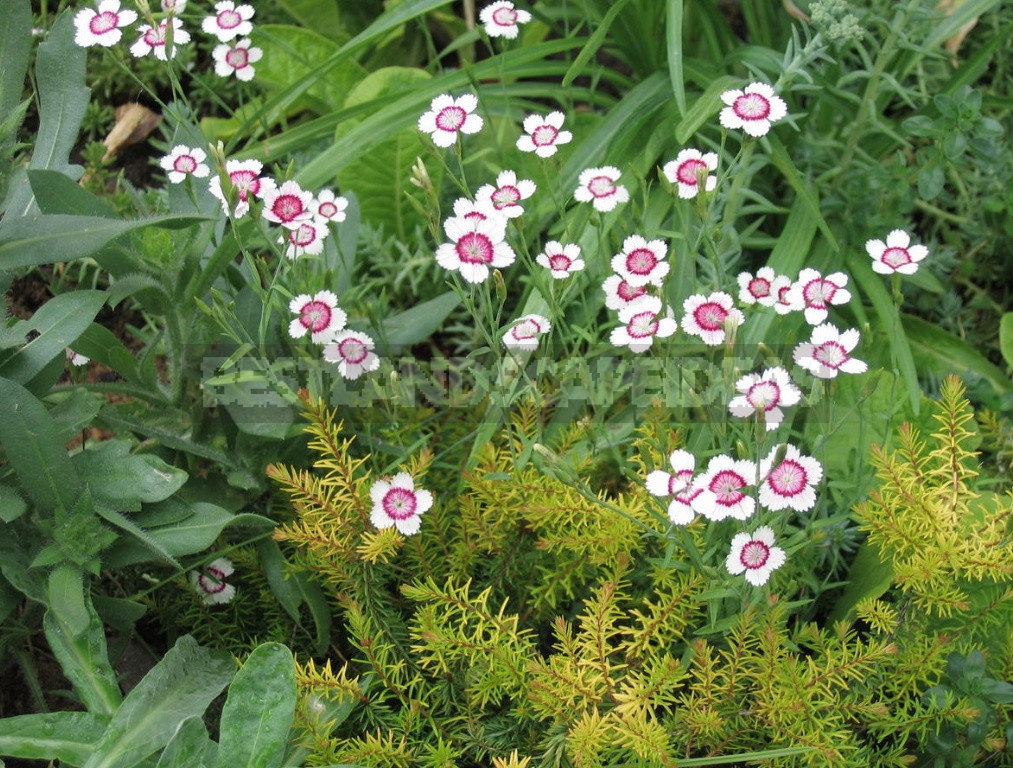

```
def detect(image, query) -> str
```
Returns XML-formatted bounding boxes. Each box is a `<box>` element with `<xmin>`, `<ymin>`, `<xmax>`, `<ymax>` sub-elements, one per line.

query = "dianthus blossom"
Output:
<box><xmin>758</xmin><ymin>444</ymin><xmax>823</xmax><ymax>513</ymax></box>
<box><xmin>66</xmin><ymin>348</ymin><xmax>90</xmax><ymax>366</ymax></box>
<box><xmin>682</xmin><ymin>292</ymin><xmax>744</xmax><ymax>346</ymax></box>
<box><xmin>737</xmin><ymin>266</ymin><xmax>785</xmax><ymax>307</ymax></box>
<box><xmin>370</xmin><ymin>472</ymin><xmax>433</xmax><ymax>536</ymax></box>
<box><xmin>476</xmin><ymin>170</ymin><xmax>536</xmax><ymax>219</ymax></box>
<box><xmin>609</xmin><ymin>296</ymin><xmax>677</xmax><ymax>354</ymax></box>
<box><xmin>610</xmin><ymin>235</ymin><xmax>669</xmax><ymax>287</ymax></box>
<box><xmin>160</xmin><ymin>145</ymin><xmax>210</xmax><ymax>184</ymax></box>
<box><xmin>479</xmin><ymin>1</ymin><xmax>531</xmax><ymax>39</ymax></box>
<box><xmin>601</xmin><ymin>275</ymin><xmax>650</xmax><ymax>311</ymax></box>
<box><xmin>74</xmin><ymin>0</ymin><xmax>137</xmax><ymax>47</ymax></box>
<box><xmin>452</xmin><ymin>196</ymin><xmax>499</xmax><ymax>223</ymax></box>
<box><xmin>261</xmin><ymin>180</ymin><xmax>314</xmax><ymax>229</ymax></box>
<box><xmin>502</xmin><ymin>314</ymin><xmax>551</xmax><ymax>351</ymax></box>
<box><xmin>208</xmin><ymin>159</ymin><xmax>276</xmax><ymax>219</ymax></box>
<box><xmin>212</xmin><ymin>38</ymin><xmax>262</xmax><ymax>81</ymax></box>
<box><xmin>418</xmin><ymin>94</ymin><xmax>483</xmax><ymax>148</ymax></box>
<box><xmin>312</xmin><ymin>189</ymin><xmax>348</xmax><ymax>224</ymax></box>
<box><xmin>793</xmin><ymin>323</ymin><xmax>868</xmax><ymax>379</ymax></box>
<box><xmin>574</xmin><ymin>166</ymin><xmax>629</xmax><ymax>213</ymax></box>
<box><xmin>786</xmin><ymin>268</ymin><xmax>851</xmax><ymax>325</ymax></box>
<box><xmin>130</xmin><ymin>18</ymin><xmax>190</xmax><ymax>60</ymax></box>
<box><xmin>516</xmin><ymin>111</ymin><xmax>572</xmax><ymax>158</ymax></box>
<box><xmin>727</xmin><ymin>367</ymin><xmax>801</xmax><ymax>431</ymax></box>
<box><xmin>719</xmin><ymin>83</ymin><xmax>788</xmax><ymax>137</ymax></box>
<box><xmin>435</xmin><ymin>215</ymin><xmax>515</xmax><ymax>284</ymax></box>
<box><xmin>323</xmin><ymin>330</ymin><xmax>380</xmax><ymax>380</ymax></box>
<box><xmin>662</xmin><ymin>148</ymin><xmax>718</xmax><ymax>199</ymax></box>
<box><xmin>280</xmin><ymin>220</ymin><xmax>329</xmax><ymax>259</ymax></box>
<box><xmin>288</xmin><ymin>290</ymin><xmax>346</xmax><ymax>344</ymax></box>
<box><xmin>693</xmin><ymin>455</ymin><xmax>758</xmax><ymax>521</ymax></box>
<box><xmin>726</xmin><ymin>527</ymin><xmax>786</xmax><ymax>586</ymax></box>
<box><xmin>189</xmin><ymin>557</ymin><xmax>236</xmax><ymax>605</ymax></box>
<box><xmin>644</xmin><ymin>449</ymin><xmax>702</xmax><ymax>525</ymax></box>
<box><xmin>201</xmin><ymin>1</ymin><xmax>254</xmax><ymax>42</ymax></box>
<box><xmin>866</xmin><ymin>229</ymin><xmax>928</xmax><ymax>275</ymax></box>
<box><xmin>536</xmin><ymin>242</ymin><xmax>584</xmax><ymax>279</ymax></box>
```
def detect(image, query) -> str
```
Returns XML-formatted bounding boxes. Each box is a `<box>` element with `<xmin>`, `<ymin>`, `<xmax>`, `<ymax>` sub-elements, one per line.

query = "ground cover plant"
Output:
<box><xmin>0</xmin><ymin>0</ymin><xmax>1011</xmax><ymax>766</ymax></box>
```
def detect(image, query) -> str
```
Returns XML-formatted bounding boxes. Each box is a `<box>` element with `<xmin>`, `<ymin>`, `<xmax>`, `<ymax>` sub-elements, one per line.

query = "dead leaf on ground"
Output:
<box><xmin>102</xmin><ymin>103</ymin><xmax>162</xmax><ymax>162</ymax></box>
<box><xmin>937</xmin><ymin>0</ymin><xmax>980</xmax><ymax>67</ymax></box>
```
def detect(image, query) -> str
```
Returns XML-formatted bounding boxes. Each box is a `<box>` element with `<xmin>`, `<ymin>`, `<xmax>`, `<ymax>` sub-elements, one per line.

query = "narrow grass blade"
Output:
<box><xmin>562</xmin><ymin>0</ymin><xmax>635</xmax><ymax>87</ymax></box>
<box><xmin>665</xmin><ymin>0</ymin><xmax>686</xmax><ymax>114</ymax></box>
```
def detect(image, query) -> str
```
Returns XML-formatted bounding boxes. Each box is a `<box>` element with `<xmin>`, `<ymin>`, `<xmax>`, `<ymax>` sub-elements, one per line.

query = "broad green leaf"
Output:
<box><xmin>50</xmin><ymin>388</ymin><xmax>106</xmax><ymax>443</ymax></box>
<box><xmin>29</xmin><ymin>169</ymin><xmax>116</xmax><ymax>217</ymax></box>
<box><xmin>905</xmin><ymin>313</ymin><xmax>1012</xmax><ymax>395</ymax></box>
<box><xmin>44</xmin><ymin>597</ymin><xmax>122</xmax><ymax>716</ymax></box>
<box><xmin>0</xmin><ymin>484</ymin><xmax>27</xmax><ymax>522</ymax></box>
<box><xmin>379</xmin><ymin>290</ymin><xmax>461</xmax><ymax>350</ymax></box>
<box><xmin>665</xmin><ymin>0</ymin><xmax>686</xmax><ymax>114</ymax></box>
<box><xmin>764</xmin><ymin>133</ymin><xmax>839</xmax><ymax>252</ymax></box>
<box><xmin>0</xmin><ymin>290</ymin><xmax>106</xmax><ymax>385</ymax></box>
<box><xmin>0</xmin><ymin>0</ymin><xmax>31</xmax><ymax>121</ymax></box>
<box><xmin>216</xmin><ymin>643</ymin><xmax>296</xmax><ymax>768</ymax></box>
<box><xmin>72</xmin><ymin>322</ymin><xmax>144</xmax><ymax>385</ymax></box>
<box><xmin>48</xmin><ymin>563</ymin><xmax>89</xmax><ymax>637</ymax></box>
<box><xmin>92</xmin><ymin>595</ymin><xmax>147</xmax><ymax>632</ymax></box>
<box><xmin>1000</xmin><ymin>312</ymin><xmax>1013</xmax><ymax>369</ymax></box>
<box><xmin>562</xmin><ymin>0</ymin><xmax>635</xmax><ymax>87</ymax></box>
<box><xmin>0</xmin><ymin>376</ymin><xmax>82</xmax><ymax>513</ymax></box>
<box><xmin>96</xmin><ymin>407</ymin><xmax>238</xmax><ymax>469</ymax></box>
<box><xmin>94</xmin><ymin>506</ymin><xmax>183</xmax><ymax>570</ymax></box>
<box><xmin>275</xmin><ymin>0</ymin><xmax>343</xmax><ymax>40</ymax></box>
<box><xmin>156</xmin><ymin>717</ymin><xmax>217</xmax><ymax>768</ymax></box>
<box><xmin>84</xmin><ymin>635</ymin><xmax>235</xmax><ymax>768</ymax></box>
<box><xmin>255</xmin><ymin>538</ymin><xmax>303</xmax><ymax>620</ymax></box>
<box><xmin>0</xmin><ymin>579</ymin><xmax>21</xmax><ymax>626</ymax></box>
<box><xmin>674</xmin><ymin>75</ymin><xmax>739</xmax><ymax>144</ymax></box>
<box><xmin>73</xmin><ymin>440</ymin><xmax>188</xmax><ymax>510</ymax></box>
<box><xmin>0</xmin><ymin>712</ymin><xmax>109</xmax><ymax>766</ymax></box>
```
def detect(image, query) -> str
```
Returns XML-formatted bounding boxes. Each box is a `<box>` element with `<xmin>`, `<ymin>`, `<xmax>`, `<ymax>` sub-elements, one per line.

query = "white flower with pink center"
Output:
<box><xmin>728</xmin><ymin>367</ymin><xmax>801</xmax><ymax>431</ymax></box>
<box><xmin>516</xmin><ymin>111</ymin><xmax>572</xmax><ymax>158</ymax></box>
<box><xmin>261</xmin><ymin>180</ymin><xmax>314</xmax><ymax>230</ymax></box>
<box><xmin>160</xmin><ymin>145</ymin><xmax>210</xmax><ymax>184</ymax></box>
<box><xmin>772</xmin><ymin>276</ymin><xmax>799</xmax><ymax>315</ymax></box>
<box><xmin>189</xmin><ymin>557</ymin><xmax>236</xmax><ymax>605</ymax></box>
<box><xmin>130</xmin><ymin>18</ymin><xmax>190</xmax><ymax>60</ymax></box>
<box><xmin>479</xmin><ymin>1</ymin><xmax>532</xmax><ymax>39</ymax></box>
<box><xmin>212</xmin><ymin>38</ymin><xmax>262</xmax><ymax>81</ymax></box>
<box><xmin>476</xmin><ymin>170</ymin><xmax>536</xmax><ymax>219</ymax></box>
<box><xmin>574</xmin><ymin>166</ymin><xmax>629</xmax><ymax>213</ymax></box>
<box><xmin>161</xmin><ymin>0</ymin><xmax>187</xmax><ymax>13</ymax></box>
<box><xmin>369</xmin><ymin>472</ymin><xmax>433</xmax><ymax>536</ymax></box>
<box><xmin>435</xmin><ymin>215</ymin><xmax>515</xmax><ymax>284</ymax></box>
<box><xmin>66</xmin><ymin>348</ymin><xmax>90</xmax><ymax>366</ymax></box>
<box><xmin>610</xmin><ymin>235</ymin><xmax>669</xmax><ymax>288</ymax></box>
<box><xmin>418</xmin><ymin>93</ymin><xmax>484</xmax><ymax>148</ymax></box>
<box><xmin>793</xmin><ymin>323</ymin><xmax>868</xmax><ymax>379</ymax></box>
<box><xmin>201</xmin><ymin>1</ymin><xmax>254</xmax><ymax>42</ymax></box>
<box><xmin>74</xmin><ymin>0</ymin><xmax>137</xmax><ymax>47</ymax></box>
<box><xmin>682</xmin><ymin>292</ymin><xmax>744</xmax><ymax>346</ymax></box>
<box><xmin>662</xmin><ymin>148</ymin><xmax>718</xmax><ymax>199</ymax></box>
<box><xmin>288</xmin><ymin>290</ymin><xmax>346</xmax><ymax>344</ymax></box>
<box><xmin>726</xmin><ymin>526</ymin><xmax>786</xmax><ymax>586</ymax></box>
<box><xmin>609</xmin><ymin>296</ymin><xmax>677</xmax><ymax>354</ymax></box>
<box><xmin>737</xmin><ymin>266</ymin><xmax>785</xmax><ymax>307</ymax></box>
<box><xmin>645</xmin><ymin>449</ymin><xmax>702</xmax><ymax>525</ymax></box>
<box><xmin>693</xmin><ymin>455</ymin><xmax>758</xmax><ymax>521</ymax></box>
<box><xmin>719</xmin><ymin>83</ymin><xmax>788</xmax><ymax>138</ymax></box>
<box><xmin>535</xmin><ymin>242</ymin><xmax>584</xmax><ymax>279</ymax></box>
<box><xmin>759</xmin><ymin>444</ymin><xmax>823</xmax><ymax>513</ymax></box>
<box><xmin>866</xmin><ymin>229</ymin><xmax>928</xmax><ymax>276</ymax></box>
<box><xmin>209</xmin><ymin>159</ymin><xmax>276</xmax><ymax>218</ymax></box>
<box><xmin>601</xmin><ymin>275</ymin><xmax>650</xmax><ymax>311</ymax></box>
<box><xmin>452</xmin><ymin>196</ymin><xmax>499</xmax><ymax>223</ymax></box>
<box><xmin>312</xmin><ymin>189</ymin><xmax>348</xmax><ymax>224</ymax></box>
<box><xmin>280</xmin><ymin>220</ymin><xmax>329</xmax><ymax>259</ymax></box>
<box><xmin>323</xmin><ymin>330</ymin><xmax>380</xmax><ymax>380</ymax></box>
<box><xmin>502</xmin><ymin>314</ymin><xmax>551</xmax><ymax>351</ymax></box>
<box><xmin>786</xmin><ymin>268</ymin><xmax>851</xmax><ymax>325</ymax></box>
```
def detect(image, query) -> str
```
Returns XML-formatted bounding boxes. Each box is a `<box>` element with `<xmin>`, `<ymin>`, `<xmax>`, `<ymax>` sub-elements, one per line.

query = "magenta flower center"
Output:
<box><xmin>338</xmin><ymin>337</ymin><xmax>368</xmax><ymax>365</ymax></box>
<box><xmin>676</xmin><ymin>158</ymin><xmax>708</xmax><ymax>186</ymax></box>
<box><xmin>740</xmin><ymin>540</ymin><xmax>770</xmax><ymax>569</ymax></box>
<box><xmin>225</xmin><ymin>46</ymin><xmax>249</xmax><ymax>68</ymax></box>
<box><xmin>626</xmin><ymin>248</ymin><xmax>657</xmax><ymax>275</ymax></box>
<box><xmin>532</xmin><ymin>124</ymin><xmax>558</xmax><ymax>146</ymax></box>
<box><xmin>90</xmin><ymin>11</ymin><xmax>119</xmax><ymax>34</ymax></box>
<box><xmin>802</xmin><ymin>279</ymin><xmax>836</xmax><ymax>307</ymax></box>
<box><xmin>709</xmin><ymin>470</ymin><xmax>747</xmax><ymax>505</ymax></box>
<box><xmin>272</xmin><ymin>194</ymin><xmax>305</xmax><ymax>223</ymax></box>
<box><xmin>436</xmin><ymin>106</ymin><xmax>466</xmax><ymax>132</ymax></box>
<box><xmin>747</xmin><ymin>381</ymin><xmax>780</xmax><ymax>410</ymax></box>
<box><xmin>299</xmin><ymin>300</ymin><xmax>332</xmax><ymax>332</ymax></box>
<box><xmin>882</xmin><ymin>247</ymin><xmax>911</xmax><ymax>268</ymax></box>
<box><xmin>617</xmin><ymin>281</ymin><xmax>646</xmax><ymax>302</ymax></box>
<box><xmin>144</xmin><ymin>26</ymin><xmax>165</xmax><ymax>46</ymax></box>
<box><xmin>382</xmin><ymin>487</ymin><xmax>418</xmax><ymax>520</ymax></box>
<box><xmin>813</xmin><ymin>341</ymin><xmax>847</xmax><ymax>369</ymax></box>
<box><xmin>628</xmin><ymin>311</ymin><xmax>659</xmax><ymax>339</ymax></box>
<box><xmin>291</xmin><ymin>224</ymin><xmax>317</xmax><ymax>248</ymax></box>
<box><xmin>198</xmin><ymin>565</ymin><xmax>228</xmax><ymax>594</ymax></box>
<box><xmin>769</xmin><ymin>460</ymin><xmax>807</xmax><ymax>496</ymax></box>
<box><xmin>318</xmin><ymin>201</ymin><xmax>338</xmax><ymax>219</ymax></box>
<box><xmin>492</xmin><ymin>7</ymin><xmax>518</xmax><ymax>25</ymax></box>
<box><xmin>230</xmin><ymin>170</ymin><xmax>258</xmax><ymax>198</ymax></box>
<box><xmin>548</xmin><ymin>254</ymin><xmax>572</xmax><ymax>271</ymax></box>
<box><xmin>455</xmin><ymin>232</ymin><xmax>494</xmax><ymax>265</ymax></box>
<box><xmin>693</xmin><ymin>301</ymin><xmax>729</xmax><ymax>332</ymax></box>
<box><xmin>733</xmin><ymin>92</ymin><xmax>771</xmax><ymax>121</ymax></box>
<box><xmin>218</xmin><ymin>9</ymin><xmax>242</xmax><ymax>28</ymax></box>
<box><xmin>588</xmin><ymin>175</ymin><xmax>616</xmax><ymax>198</ymax></box>
<box><xmin>776</xmin><ymin>285</ymin><xmax>792</xmax><ymax>305</ymax></box>
<box><xmin>512</xmin><ymin>320</ymin><xmax>541</xmax><ymax>340</ymax></box>
<box><xmin>173</xmin><ymin>154</ymin><xmax>198</xmax><ymax>174</ymax></box>
<box><xmin>491</xmin><ymin>185</ymin><xmax>521</xmax><ymax>209</ymax></box>
<box><xmin>748</xmin><ymin>277</ymin><xmax>771</xmax><ymax>298</ymax></box>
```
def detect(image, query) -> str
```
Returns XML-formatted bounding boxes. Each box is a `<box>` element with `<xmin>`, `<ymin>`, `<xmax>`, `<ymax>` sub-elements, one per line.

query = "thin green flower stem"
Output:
<box><xmin>718</xmin><ymin>139</ymin><xmax>756</xmax><ymax>231</ymax></box>
<box><xmin>428</xmin><ymin>142</ymin><xmax>471</xmax><ymax>198</ymax></box>
<box><xmin>913</xmin><ymin>199</ymin><xmax>968</xmax><ymax>224</ymax></box>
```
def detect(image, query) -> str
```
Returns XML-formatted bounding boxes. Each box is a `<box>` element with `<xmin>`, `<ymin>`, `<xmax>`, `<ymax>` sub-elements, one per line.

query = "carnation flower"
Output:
<box><xmin>719</xmin><ymin>83</ymin><xmax>788</xmax><ymax>138</ymax></box>
<box><xmin>516</xmin><ymin>111</ymin><xmax>572</xmax><ymax>158</ymax></box>
<box><xmin>726</xmin><ymin>526</ymin><xmax>786</xmax><ymax>586</ymax></box>
<box><xmin>370</xmin><ymin>472</ymin><xmax>433</xmax><ymax>536</ymax></box>
<box><xmin>609</xmin><ymin>296</ymin><xmax>677</xmax><ymax>354</ymax></box>
<box><xmin>160</xmin><ymin>145</ymin><xmax>210</xmax><ymax>184</ymax></box>
<box><xmin>74</xmin><ymin>0</ymin><xmax>137</xmax><ymax>47</ymax></box>
<box><xmin>681</xmin><ymin>292</ymin><xmax>744</xmax><ymax>346</ymax></box>
<box><xmin>452</xmin><ymin>196</ymin><xmax>499</xmax><ymax>223</ymax></box>
<box><xmin>609</xmin><ymin>235</ymin><xmax>669</xmax><ymax>288</ymax></box>
<box><xmin>418</xmin><ymin>94</ymin><xmax>483</xmax><ymax>148</ymax></box>
<box><xmin>502</xmin><ymin>314</ymin><xmax>551</xmax><ymax>351</ymax></box>
<box><xmin>574</xmin><ymin>166</ymin><xmax>629</xmax><ymax>213</ymax></box>
<box><xmin>728</xmin><ymin>367</ymin><xmax>801</xmax><ymax>431</ymax></box>
<box><xmin>312</xmin><ymin>189</ymin><xmax>348</xmax><ymax>224</ymax></box>
<box><xmin>793</xmin><ymin>323</ymin><xmax>868</xmax><ymax>379</ymax></box>
<box><xmin>759</xmin><ymin>444</ymin><xmax>823</xmax><ymax>513</ymax></box>
<box><xmin>662</xmin><ymin>148</ymin><xmax>718</xmax><ymax>199</ymax></box>
<box><xmin>476</xmin><ymin>170</ymin><xmax>536</xmax><ymax>218</ymax></box>
<box><xmin>189</xmin><ymin>557</ymin><xmax>236</xmax><ymax>605</ymax></box>
<box><xmin>130</xmin><ymin>18</ymin><xmax>190</xmax><ymax>60</ymax></box>
<box><xmin>201</xmin><ymin>1</ymin><xmax>254</xmax><ymax>42</ymax></box>
<box><xmin>602</xmin><ymin>275</ymin><xmax>650</xmax><ymax>311</ymax></box>
<box><xmin>772</xmin><ymin>277</ymin><xmax>799</xmax><ymax>315</ymax></box>
<box><xmin>288</xmin><ymin>290</ymin><xmax>346</xmax><ymax>343</ymax></box>
<box><xmin>737</xmin><ymin>266</ymin><xmax>784</xmax><ymax>307</ymax></box>
<box><xmin>323</xmin><ymin>330</ymin><xmax>380</xmax><ymax>380</ymax></box>
<box><xmin>645</xmin><ymin>449</ymin><xmax>702</xmax><ymax>525</ymax></box>
<box><xmin>280</xmin><ymin>220</ymin><xmax>329</xmax><ymax>259</ymax></box>
<box><xmin>786</xmin><ymin>268</ymin><xmax>851</xmax><ymax>325</ymax></box>
<box><xmin>536</xmin><ymin>241</ymin><xmax>584</xmax><ymax>279</ymax></box>
<box><xmin>693</xmin><ymin>455</ymin><xmax>758</xmax><ymax>521</ymax></box>
<box><xmin>435</xmin><ymin>215</ymin><xmax>515</xmax><ymax>284</ymax></box>
<box><xmin>212</xmin><ymin>38</ymin><xmax>261</xmax><ymax>81</ymax></box>
<box><xmin>261</xmin><ymin>180</ymin><xmax>314</xmax><ymax>229</ymax></box>
<box><xmin>479</xmin><ymin>1</ymin><xmax>532</xmax><ymax>39</ymax></box>
<box><xmin>209</xmin><ymin>159</ymin><xmax>276</xmax><ymax>218</ymax></box>
<box><xmin>866</xmin><ymin>229</ymin><xmax>928</xmax><ymax>275</ymax></box>
<box><xmin>66</xmin><ymin>348</ymin><xmax>90</xmax><ymax>366</ymax></box>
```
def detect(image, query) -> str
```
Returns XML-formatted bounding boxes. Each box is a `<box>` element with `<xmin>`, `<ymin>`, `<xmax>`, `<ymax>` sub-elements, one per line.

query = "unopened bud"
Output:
<box><xmin>493</xmin><ymin>268</ymin><xmax>507</xmax><ymax>305</ymax></box>
<box><xmin>410</xmin><ymin>156</ymin><xmax>433</xmax><ymax>192</ymax></box>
